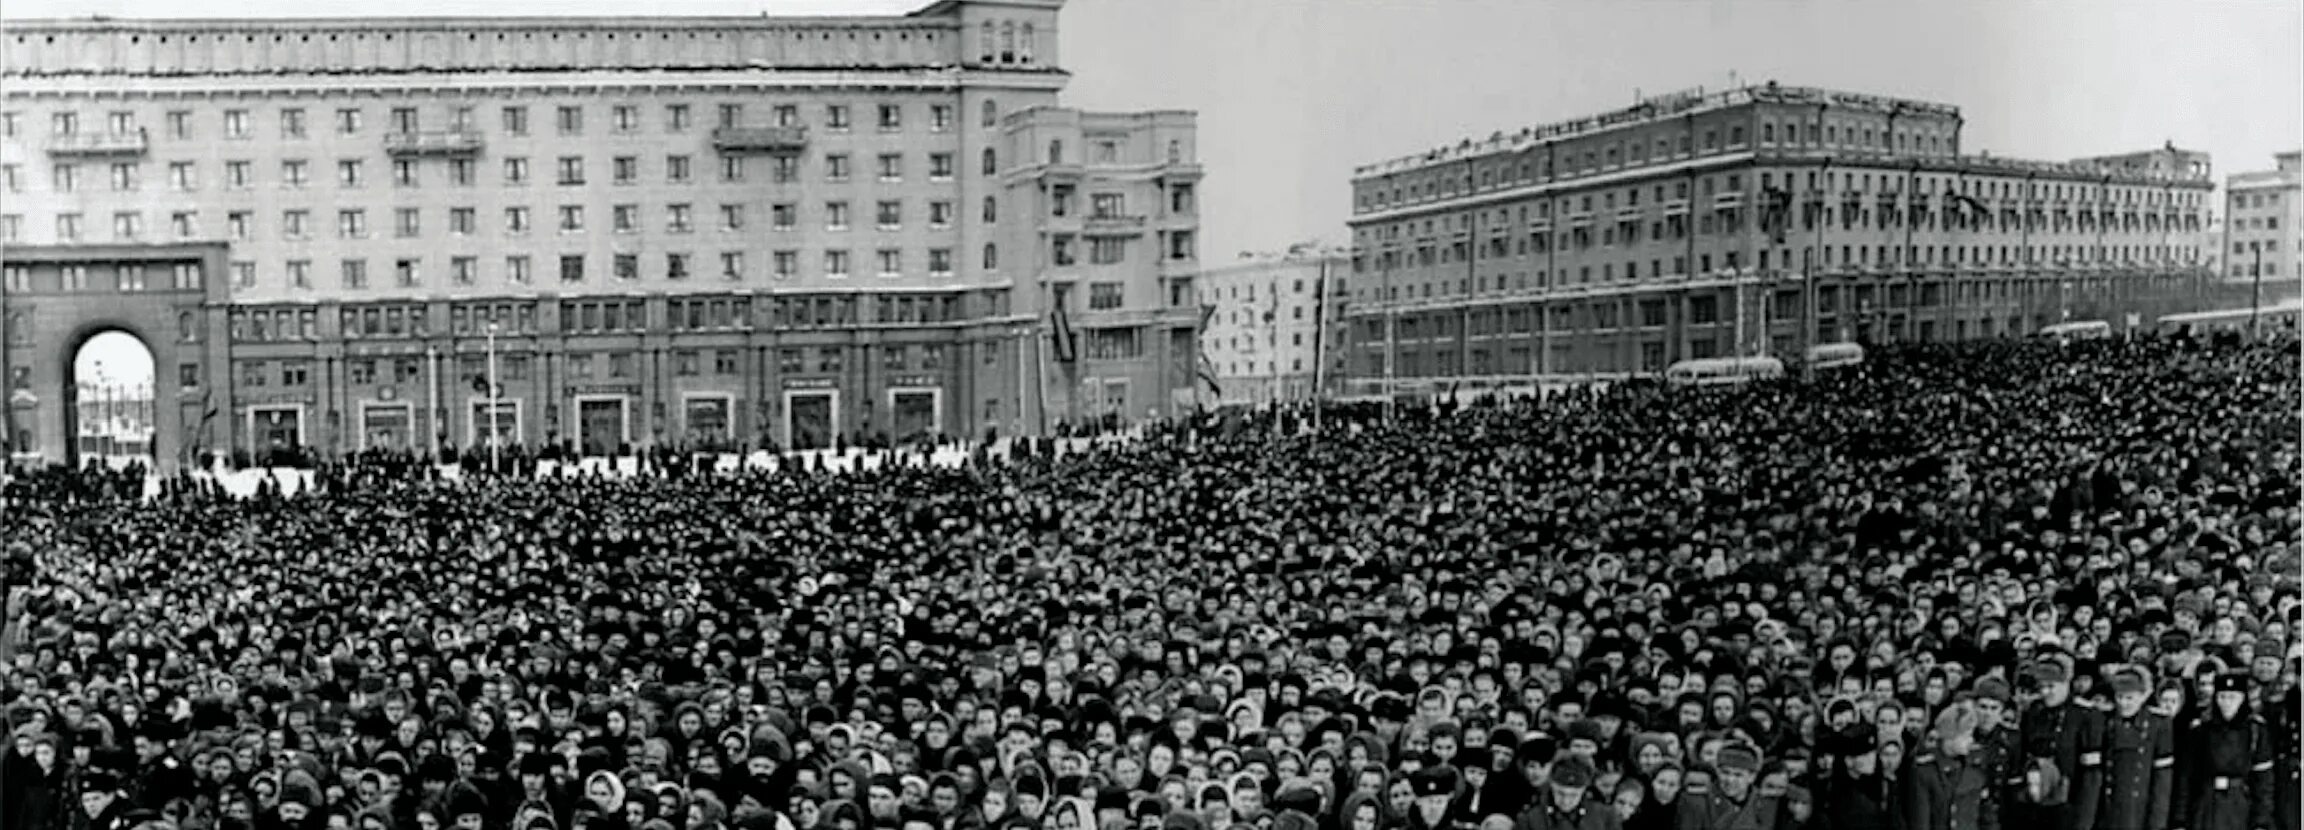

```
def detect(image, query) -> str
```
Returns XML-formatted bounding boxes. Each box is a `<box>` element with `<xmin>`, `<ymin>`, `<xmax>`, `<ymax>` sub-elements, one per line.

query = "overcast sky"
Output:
<box><xmin>8</xmin><ymin>0</ymin><xmax>2301</xmax><ymax>266</ymax></box>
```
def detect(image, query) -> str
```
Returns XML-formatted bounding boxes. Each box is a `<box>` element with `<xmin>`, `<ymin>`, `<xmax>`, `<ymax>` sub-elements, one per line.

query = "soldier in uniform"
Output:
<box><xmin>1970</xmin><ymin>677</ymin><xmax>2023</xmax><ymax>829</ymax></box>
<box><xmin>1907</xmin><ymin>701</ymin><xmax>1999</xmax><ymax>830</ymax></box>
<box><xmin>2273</xmin><ymin>680</ymin><xmax>2299</xmax><ymax>830</ymax></box>
<box><xmin>1675</xmin><ymin>742</ymin><xmax>1782</xmax><ymax>830</ymax></box>
<box><xmin>2095</xmin><ymin>665</ymin><xmax>2175</xmax><ymax>830</ymax></box>
<box><xmin>2015</xmin><ymin>654</ymin><xmax>2105</xmax><ymax>830</ymax></box>
<box><xmin>2172</xmin><ymin>674</ymin><xmax>2274</xmax><ymax>830</ymax></box>
<box><xmin>1515</xmin><ymin>757</ymin><xmax>1621</xmax><ymax>830</ymax></box>
<box><xmin>1817</xmin><ymin>723</ymin><xmax>1897</xmax><ymax>830</ymax></box>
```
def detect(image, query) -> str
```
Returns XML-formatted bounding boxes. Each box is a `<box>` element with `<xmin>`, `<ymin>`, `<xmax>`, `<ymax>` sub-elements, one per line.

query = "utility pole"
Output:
<box><xmin>2250</xmin><ymin>240</ymin><xmax>2265</xmax><ymax>336</ymax></box>
<box><xmin>486</xmin><ymin>321</ymin><xmax>501</xmax><ymax>472</ymax></box>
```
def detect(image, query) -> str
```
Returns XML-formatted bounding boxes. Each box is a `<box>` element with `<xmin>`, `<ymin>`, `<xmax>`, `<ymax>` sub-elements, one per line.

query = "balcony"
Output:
<box><xmin>710</xmin><ymin>125</ymin><xmax>808</xmax><ymax>153</ymax></box>
<box><xmin>47</xmin><ymin>129</ymin><xmax>148</xmax><ymax>157</ymax></box>
<box><xmin>1085</xmin><ymin>214</ymin><xmax>1148</xmax><ymax>235</ymax></box>
<box><xmin>385</xmin><ymin>130</ymin><xmax>484</xmax><ymax>157</ymax></box>
<box><xmin>1713</xmin><ymin>191</ymin><xmax>1746</xmax><ymax>208</ymax></box>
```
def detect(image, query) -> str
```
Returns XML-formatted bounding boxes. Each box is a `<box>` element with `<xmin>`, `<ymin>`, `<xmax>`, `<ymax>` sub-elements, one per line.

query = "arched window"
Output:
<box><xmin>982</xmin><ymin>243</ymin><xmax>998</xmax><ymax>270</ymax></box>
<box><xmin>1019</xmin><ymin>23</ymin><xmax>1034</xmax><ymax>63</ymax></box>
<box><xmin>1167</xmin><ymin>140</ymin><xmax>1181</xmax><ymax>163</ymax></box>
<box><xmin>979</xmin><ymin>22</ymin><xmax>994</xmax><ymax>62</ymax></box>
<box><xmin>1047</xmin><ymin>139</ymin><xmax>1063</xmax><ymax>165</ymax></box>
<box><xmin>982</xmin><ymin>195</ymin><xmax>997</xmax><ymax>223</ymax></box>
<box><xmin>982</xmin><ymin>147</ymin><xmax>997</xmax><ymax>175</ymax></box>
<box><xmin>1000</xmin><ymin>22</ymin><xmax>1015</xmax><ymax>63</ymax></box>
<box><xmin>981</xmin><ymin>99</ymin><xmax>998</xmax><ymax>128</ymax></box>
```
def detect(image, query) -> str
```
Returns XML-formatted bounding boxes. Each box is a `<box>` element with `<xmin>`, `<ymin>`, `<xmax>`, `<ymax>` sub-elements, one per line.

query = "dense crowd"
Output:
<box><xmin>1</xmin><ymin>333</ymin><xmax>2298</xmax><ymax>830</ymax></box>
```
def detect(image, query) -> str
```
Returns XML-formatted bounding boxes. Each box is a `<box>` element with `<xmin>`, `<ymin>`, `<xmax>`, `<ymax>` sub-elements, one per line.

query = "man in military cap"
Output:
<box><xmin>2015</xmin><ymin>654</ymin><xmax>2106</xmax><ymax>830</ymax></box>
<box><xmin>1409</xmin><ymin>765</ymin><xmax>1470</xmax><ymax>830</ymax></box>
<box><xmin>1970</xmin><ymin>676</ymin><xmax>2025</xmax><ymax>829</ymax></box>
<box><xmin>1513</xmin><ymin>756</ymin><xmax>1618</xmax><ymax>830</ymax></box>
<box><xmin>1675</xmin><ymin>741</ymin><xmax>1781</xmax><ymax>830</ymax></box>
<box><xmin>2172</xmin><ymin>673</ymin><xmax>2275</xmax><ymax>830</ymax></box>
<box><xmin>2094</xmin><ymin>665</ymin><xmax>2174</xmax><ymax>830</ymax></box>
<box><xmin>1907</xmin><ymin>701</ymin><xmax>1997</xmax><ymax>830</ymax></box>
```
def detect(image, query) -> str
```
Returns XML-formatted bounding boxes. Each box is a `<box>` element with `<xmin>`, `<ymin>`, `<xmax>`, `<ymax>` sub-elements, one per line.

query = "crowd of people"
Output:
<box><xmin>1</xmin><ymin>333</ymin><xmax>2297</xmax><ymax>830</ymax></box>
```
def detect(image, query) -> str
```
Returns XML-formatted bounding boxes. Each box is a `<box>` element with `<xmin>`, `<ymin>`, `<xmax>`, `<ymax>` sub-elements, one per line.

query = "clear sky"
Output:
<box><xmin>8</xmin><ymin>0</ymin><xmax>2301</xmax><ymax>272</ymax></box>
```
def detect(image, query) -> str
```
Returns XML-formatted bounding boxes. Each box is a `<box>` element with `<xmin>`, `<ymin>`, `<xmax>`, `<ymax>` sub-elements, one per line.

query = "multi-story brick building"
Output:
<box><xmin>1342</xmin><ymin>83</ymin><xmax>2221</xmax><ymax>392</ymax></box>
<box><xmin>2223</xmin><ymin>151</ymin><xmax>2302</xmax><ymax>300</ymax></box>
<box><xmin>1195</xmin><ymin>245</ymin><xmax>1349</xmax><ymax>405</ymax></box>
<box><xmin>0</xmin><ymin>0</ymin><xmax>1202</xmax><ymax>471</ymax></box>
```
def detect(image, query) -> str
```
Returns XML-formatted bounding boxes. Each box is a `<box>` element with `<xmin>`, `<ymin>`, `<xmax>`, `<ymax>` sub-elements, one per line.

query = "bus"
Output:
<box><xmin>1804</xmin><ymin>342</ymin><xmax>1866</xmax><ymax>371</ymax></box>
<box><xmin>2036</xmin><ymin>319</ymin><xmax>2114</xmax><ymax>342</ymax></box>
<box><xmin>1664</xmin><ymin>356</ymin><xmax>1787</xmax><ymax>387</ymax></box>
<box><xmin>2157</xmin><ymin>302</ymin><xmax>2304</xmax><ymax>336</ymax></box>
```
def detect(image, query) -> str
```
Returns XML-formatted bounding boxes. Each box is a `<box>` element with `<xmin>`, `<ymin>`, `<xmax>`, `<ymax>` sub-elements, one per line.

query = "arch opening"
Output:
<box><xmin>68</xmin><ymin>330</ymin><xmax>158</xmax><ymax>472</ymax></box>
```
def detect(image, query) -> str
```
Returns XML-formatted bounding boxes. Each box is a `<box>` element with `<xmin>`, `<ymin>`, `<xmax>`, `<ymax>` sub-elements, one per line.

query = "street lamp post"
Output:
<box><xmin>486</xmin><ymin>321</ymin><xmax>501</xmax><ymax>472</ymax></box>
<box><xmin>2249</xmin><ymin>240</ymin><xmax>2265</xmax><ymax>336</ymax></box>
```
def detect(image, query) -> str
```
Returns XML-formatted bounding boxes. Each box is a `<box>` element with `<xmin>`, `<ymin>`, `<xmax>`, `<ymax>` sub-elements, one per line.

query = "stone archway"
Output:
<box><xmin>62</xmin><ymin>329</ymin><xmax>158</xmax><ymax>471</ymax></box>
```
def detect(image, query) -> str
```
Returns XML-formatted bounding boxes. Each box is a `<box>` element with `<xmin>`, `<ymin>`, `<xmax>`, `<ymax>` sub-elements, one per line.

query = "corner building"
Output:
<box><xmin>1343</xmin><ymin>84</ymin><xmax>2220</xmax><ymax>390</ymax></box>
<box><xmin>0</xmin><ymin>0</ymin><xmax>1203</xmax><ymax>470</ymax></box>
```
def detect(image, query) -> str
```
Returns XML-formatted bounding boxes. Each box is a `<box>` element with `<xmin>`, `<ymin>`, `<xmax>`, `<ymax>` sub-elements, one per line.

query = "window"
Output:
<box><xmin>827</xmin><ymin>201</ymin><xmax>850</xmax><ymax>230</ymax></box>
<box><xmin>337</xmin><ymin>159</ymin><xmax>364</xmax><ymax>187</ymax></box>
<box><xmin>287</xmin><ymin>260</ymin><xmax>311</xmax><ymax>290</ymax></box>
<box><xmin>1091</xmin><ymin>238</ymin><xmax>1126</xmax><ymax>264</ymax></box>
<box><xmin>167</xmin><ymin>161</ymin><xmax>196</xmax><ymax>190</ymax></box>
<box><xmin>775</xmin><ymin>105</ymin><xmax>799</xmax><ymax>126</ymax></box>
<box><xmin>720</xmin><ymin>155</ymin><xmax>744</xmax><ymax>182</ymax></box>
<box><xmin>1096</xmin><ymin>141</ymin><xmax>1118</xmax><ymax>164</ymax></box>
<box><xmin>395</xmin><ymin>258</ymin><xmax>421</xmax><ymax>287</ymax></box>
<box><xmin>557</xmin><ymin>156</ymin><xmax>586</xmax><ymax>186</ymax></box>
<box><xmin>0</xmin><ymin>215</ymin><xmax>15</xmax><ymax>242</ymax></box>
<box><xmin>826</xmin><ymin>104</ymin><xmax>851</xmax><ymax>130</ymax></box>
<box><xmin>167</xmin><ymin>110</ymin><xmax>191</xmax><ymax>139</ymax></box>
<box><xmin>342</xmin><ymin>259</ymin><xmax>368</xmax><ymax>289</ymax></box>
<box><xmin>667</xmin><ymin>155</ymin><xmax>691</xmax><ymax>183</ymax></box>
<box><xmin>720</xmin><ymin>204</ymin><xmax>745</xmax><ymax>231</ymax></box>
<box><xmin>666</xmin><ymin>253</ymin><xmax>691</xmax><ymax>281</ymax></box>
<box><xmin>983</xmin><ymin>243</ymin><xmax>999</xmax><ymax>270</ymax></box>
<box><xmin>615</xmin><ymin>254</ymin><xmax>640</xmax><ymax>281</ymax></box>
<box><xmin>505</xmin><ymin>206</ymin><xmax>531</xmax><ymax>233</ymax></box>
<box><xmin>556</xmin><ymin>106</ymin><xmax>583</xmax><ymax>135</ymax></box>
<box><xmin>61</xmin><ymin>265</ymin><xmax>88</xmax><ymax>291</ymax></box>
<box><xmin>773</xmin><ymin>156</ymin><xmax>799</xmax><ymax>183</ymax></box>
<box><xmin>667</xmin><ymin>104</ymin><xmax>691</xmax><ymax>132</ymax></box>
<box><xmin>506</xmin><ymin>255</ymin><xmax>532</xmax><ymax>285</ymax></box>
<box><xmin>1089</xmin><ymin>282</ymin><xmax>1123</xmax><ymax>309</ymax></box>
<box><xmin>877</xmin><ymin>200</ymin><xmax>903</xmax><ymax>229</ymax></box>
<box><xmin>774</xmin><ymin>251</ymin><xmax>798</xmax><ymax>280</ymax></box>
<box><xmin>395</xmin><ymin>208</ymin><xmax>421</xmax><ymax>238</ymax></box>
<box><xmin>280</xmin><ymin>108</ymin><xmax>307</xmax><ymax>138</ymax></box>
<box><xmin>48</xmin><ymin>163</ymin><xmax>79</xmax><ymax>194</ymax></box>
<box><xmin>929</xmin><ymin>248</ymin><xmax>953</xmax><ymax>276</ymax></box>
<box><xmin>930</xmin><ymin>201</ymin><xmax>954</xmax><ymax>228</ymax></box>
<box><xmin>827</xmin><ymin>153</ymin><xmax>851</xmax><ymax>182</ymax></box>
<box><xmin>504</xmin><ymin>157</ymin><xmax>529</xmax><ymax>185</ymax></box>
<box><xmin>226</xmin><ymin>161</ymin><xmax>252</xmax><ymax>189</ymax></box>
<box><xmin>224</xmin><ymin>109</ymin><xmax>250</xmax><ymax>138</ymax></box>
<box><xmin>1171</xmin><ymin>184</ymin><xmax>1195</xmax><ymax>214</ymax></box>
<box><xmin>279</xmin><ymin>209</ymin><xmax>309</xmax><ymax>240</ymax></box>
<box><xmin>390</xmin><ymin>107</ymin><xmax>419</xmax><ymax>133</ymax></box>
<box><xmin>337</xmin><ymin>209</ymin><xmax>366</xmax><ymax>238</ymax></box>
<box><xmin>613</xmin><ymin>104</ymin><xmax>640</xmax><ymax>132</ymax></box>
<box><xmin>558</xmin><ymin>205</ymin><xmax>585</xmax><ymax>232</ymax></box>
<box><xmin>825</xmin><ymin>250</ymin><xmax>851</xmax><ymax>278</ymax></box>
<box><xmin>118</xmin><ymin>264</ymin><xmax>148</xmax><ymax>291</ymax></box>
<box><xmin>721</xmin><ymin>252</ymin><xmax>745</xmax><ymax>281</ymax></box>
<box><xmin>221</xmin><ymin>211</ymin><xmax>246</xmax><ymax>241</ymax></box>
<box><xmin>172</xmin><ymin>211</ymin><xmax>197</xmax><ymax>238</ymax></box>
<box><xmin>717</xmin><ymin>103</ymin><xmax>744</xmax><ymax>129</ymax></box>
<box><xmin>983</xmin><ymin>148</ymin><xmax>998</xmax><ymax>176</ymax></box>
<box><xmin>109</xmin><ymin>162</ymin><xmax>139</xmax><ymax>191</ymax></box>
<box><xmin>667</xmin><ymin>204</ymin><xmax>693</xmax><ymax>233</ymax></box>
<box><xmin>1092</xmin><ymin>193</ymin><xmax>1125</xmax><ymax>218</ymax></box>
<box><xmin>450</xmin><ymin>207</ymin><xmax>476</xmax><ymax>235</ymax></box>
<box><xmin>982</xmin><ymin>99</ymin><xmax>999</xmax><ymax>128</ymax></box>
<box><xmin>560</xmin><ymin>255</ymin><xmax>586</xmax><ymax>283</ymax></box>
<box><xmin>930</xmin><ymin>153</ymin><xmax>955</xmax><ymax>180</ymax></box>
<box><xmin>501</xmin><ymin>106</ymin><xmax>528</xmax><ymax>135</ymax></box>
<box><xmin>51</xmin><ymin>111</ymin><xmax>79</xmax><ymax>136</ymax></box>
<box><xmin>282</xmin><ymin>159</ymin><xmax>309</xmax><ymax>187</ymax></box>
<box><xmin>1170</xmin><ymin>230</ymin><xmax>1195</xmax><ymax>260</ymax></box>
<box><xmin>614</xmin><ymin>156</ymin><xmax>638</xmax><ymax>184</ymax></box>
<box><xmin>878</xmin><ymin>153</ymin><xmax>902</xmax><ymax>181</ymax></box>
<box><xmin>773</xmin><ymin>203</ymin><xmax>798</xmax><ymax>230</ymax></box>
<box><xmin>878</xmin><ymin>104</ymin><xmax>902</xmax><ymax>131</ymax></box>
<box><xmin>877</xmin><ymin>248</ymin><xmax>902</xmax><ymax>276</ymax></box>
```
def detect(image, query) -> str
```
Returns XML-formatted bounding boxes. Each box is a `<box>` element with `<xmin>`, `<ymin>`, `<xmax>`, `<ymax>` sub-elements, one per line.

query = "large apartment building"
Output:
<box><xmin>1196</xmin><ymin>245</ymin><xmax>1350</xmax><ymax>405</ymax></box>
<box><xmin>0</xmin><ymin>0</ymin><xmax>1203</xmax><ymax>470</ymax></box>
<box><xmin>2223</xmin><ymin>151</ymin><xmax>2302</xmax><ymax>295</ymax></box>
<box><xmin>1343</xmin><ymin>83</ymin><xmax>2221</xmax><ymax>392</ymax></box>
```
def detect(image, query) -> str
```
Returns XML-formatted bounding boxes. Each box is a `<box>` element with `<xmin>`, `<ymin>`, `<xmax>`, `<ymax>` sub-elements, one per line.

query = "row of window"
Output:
<box><xmin>1362</xmin><ymin>174</ymin><xmax>2204</xmax><ymax>242</ymax></box>
<box><xmin>9</xmin><ymin>150</ymin><xmax>963</xmax><ymax>195</ymax></box>
<box><xmin>234</xmin><ymin>342</ymin><xmax>968</xmax><ymax>391</ymax></box>
<box><xmin>0</xmin><ymin>262</ymin><xmax>206</xmax><ymax>294</ymax></box>
<box><xmin>8</xmin><ymin>101</ymin><xmax>962</xmax><ymax>142</ymax></box>
<box><xmin>1358</xmin><ymin>242</ymin><xmax>2207</xmax><ymax>305</ymax></box>
<box><xmin>218</xmin><ymin>291</ymin><xmax>1009</xmax><ymax>345</ymax></box>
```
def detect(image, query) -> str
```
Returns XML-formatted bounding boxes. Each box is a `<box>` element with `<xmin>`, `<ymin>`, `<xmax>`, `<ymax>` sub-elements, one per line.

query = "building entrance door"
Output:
<box><xmin>891</xmin><ymin>391</ymin><xmax>936</xmax><ymax>441</ymax></box>
<box><xmin>577</xmin><ymin>398</ymin><xmax>626</xmax><ymax>456</ymax></box>
<box><xmin>788</xmin><ymin>393</ymin><xmax>833</xmax><ymax>450</ymax></box>
<box><xmin>362</xmin><ymin>404</ymin><xmax>411</xmax><ymax>450</ymax></box>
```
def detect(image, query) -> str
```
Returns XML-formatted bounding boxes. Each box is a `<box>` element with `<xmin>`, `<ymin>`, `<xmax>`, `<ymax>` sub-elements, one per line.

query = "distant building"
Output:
<box><xmin>1343</xmin><ymin>82</ymin><xmax>2221</xmax><ymax>393</ymax></box>
<box><xmin>2223</xmin><ymin>151</ymin><xmax>2302</xmax><ymax>297</ymax></box>
<box><xmin>0</xmin><ymin>0</ymin><xmax>1204</xmax><ymax>471</ymax></box>
<box><xmin>1195</xmin><ymin>245</ymin><xmax>1350</xmax><ymax>405</ymax></box>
